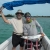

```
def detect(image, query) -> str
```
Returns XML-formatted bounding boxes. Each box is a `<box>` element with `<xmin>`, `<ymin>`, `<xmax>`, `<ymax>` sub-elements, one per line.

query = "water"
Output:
<box><xmin>0</xmin><ymin>17</ymin><xmax>13</xmax><ymax>44</ymax></box>
<box><xmin>0</xmin><ymin>17</ymin><xmax>50</xmax><ymax>44</ymax></box>
<box><xmin>36</xmin><ymin>17</ymin><xmax>50</xmax><ymax>39</ymax></box>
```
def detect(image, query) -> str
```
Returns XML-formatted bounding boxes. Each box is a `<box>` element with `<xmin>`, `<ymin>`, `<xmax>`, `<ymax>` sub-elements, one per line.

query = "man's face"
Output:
<box><xmin>26</xmin><ymin>17</ymin><xmax>31</xmax><ymax>22</ymax></box>
<box><xmin>16</xmin><ymin>13</ymin><xmax>23</xmax><ymax>19</ymax></box>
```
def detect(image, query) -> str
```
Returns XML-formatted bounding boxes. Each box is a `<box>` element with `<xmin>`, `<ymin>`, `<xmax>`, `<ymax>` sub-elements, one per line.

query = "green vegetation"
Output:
<box><xmin>5</xmin><ymin>14</ymin><xmax>14</xmax><ymax>17</ymax></box>
<box><xmin>32</xmin><ymin>16</ymin><xmax>50</xmax><ymax>18</ymax></box>
<box><xmin>0</xmin><ymin>14</ymin><xmax>14</xmax><ymax>17</ymax></box>
<box><xmin>0</xmin><ymin>14</ymin><xmax>50</xmax><ymax>17</ymax></box>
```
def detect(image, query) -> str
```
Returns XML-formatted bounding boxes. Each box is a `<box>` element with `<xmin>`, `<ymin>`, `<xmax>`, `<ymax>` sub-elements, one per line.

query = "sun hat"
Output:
<box><xmin>15</xmin><ymin>9</ymin><xmax>24</xmax><ymax>15</ymax></box>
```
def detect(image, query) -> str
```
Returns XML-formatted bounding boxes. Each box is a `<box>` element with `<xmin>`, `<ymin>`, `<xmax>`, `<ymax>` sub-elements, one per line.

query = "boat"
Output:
<box><xmin>0</xmin><ymin>33</ymin><xmax>50</xmax><ymax>50</ymax></box>
<box><xmin>0</xmin><ymin>0</ymin><xmax>50</xmax><ymax>50</ymax></box>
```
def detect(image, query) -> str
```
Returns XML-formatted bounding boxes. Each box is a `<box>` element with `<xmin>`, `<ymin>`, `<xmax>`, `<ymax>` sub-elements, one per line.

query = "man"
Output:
<box><xmin>23</xmin><ymin>12</ymin><xmax>44</xmax><ymax>50</ymax></box>
<box><xmin>0</xmin><ymin>9</ymin><xmax>24</xmax><ymax>50</ymax></box>
<box><xmin>24</xmin><ymin>12</ymin><xmax>44</xmax><ymax>36</ymax></box>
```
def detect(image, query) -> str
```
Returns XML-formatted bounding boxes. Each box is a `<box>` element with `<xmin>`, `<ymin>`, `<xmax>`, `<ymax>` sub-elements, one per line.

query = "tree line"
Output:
<box><xmin>0</xmin><ymin>14</ymin><xmax>14</xmax><ymax>17</ymax></box>
<box><xmin>0</xmin><ymin>14</ymin><xmax>50</xmax><ymax>17</ymax></box>
<box><xmin>32</xmin><ymin>16</ymin><xmax>50</xmax><ymax>17</ymax></box>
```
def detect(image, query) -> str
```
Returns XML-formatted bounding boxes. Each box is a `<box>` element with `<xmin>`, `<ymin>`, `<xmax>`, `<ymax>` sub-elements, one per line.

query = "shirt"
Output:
<box><xmin>23</xmin><ymin>20</ymin><xmax>43</xmax><ymax>36</ymax></box>
<box><xmin>8</xmin><ymin>18</ymin><xmax>23</xmax><ymax>35</ymax></box>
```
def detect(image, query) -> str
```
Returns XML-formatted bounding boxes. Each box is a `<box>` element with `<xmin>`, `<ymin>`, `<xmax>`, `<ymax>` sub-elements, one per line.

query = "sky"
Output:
<box><xmin>0</xmin><ymin>0</ymin><xmax>50</xmax><ymax>16</ymax></box>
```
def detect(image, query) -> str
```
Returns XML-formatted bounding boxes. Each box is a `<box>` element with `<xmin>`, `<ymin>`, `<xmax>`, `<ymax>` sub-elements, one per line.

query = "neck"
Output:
<box><xmin>27</xmin><ymin>19</ymin><xmax>32</xmax><ymax>23</ymax></box>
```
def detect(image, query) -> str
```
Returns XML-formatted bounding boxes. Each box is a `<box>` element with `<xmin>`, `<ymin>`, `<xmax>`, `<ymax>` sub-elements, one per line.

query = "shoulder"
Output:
<box><xmin>11</xmin><ymin>18</ymin><xmax>18</xmax><ymax>21</ymax></box>
<box><xmin>31</xmin><ymin>18</ymin><xmax>35</xmax><ymax>21</ymax></box>
<box><xmin>8</xmin><ymin>18</ymin><xmax>16</xmax><ymax>23</ymax></box>
<box><xmin>31</xmin><ymin>18</ymin><xmax>37</xmax><ymax>22</ymax></box>
<box><xmin>31</xmin><ymin>18</ymin><xmax>38</xmax><ymax>24</ymax></box>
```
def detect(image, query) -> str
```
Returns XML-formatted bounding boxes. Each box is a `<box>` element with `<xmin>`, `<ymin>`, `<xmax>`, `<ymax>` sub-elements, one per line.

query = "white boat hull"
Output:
<box><xmin>0</xmin><ymin>33</ymin><xmax>50</xmax><ymax>50</ymax></box>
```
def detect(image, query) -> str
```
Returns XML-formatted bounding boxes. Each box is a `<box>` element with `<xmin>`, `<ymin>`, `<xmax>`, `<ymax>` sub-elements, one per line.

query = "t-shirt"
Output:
<box><xmin>23</xmin><ymin>20</ymin><xmax>43</xmax><ymax>36</ymax></box>
<box><xmin>8</xmin><ymin>18</ymin><xmax>23</xmax><ymax>35</ymax></box>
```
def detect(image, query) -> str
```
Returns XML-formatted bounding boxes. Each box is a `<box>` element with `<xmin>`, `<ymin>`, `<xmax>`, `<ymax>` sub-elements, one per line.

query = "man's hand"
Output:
<box><xmin>41</xmin><ymin>33</ymin><xmax>45</xmax><ymax>37</ymax></box>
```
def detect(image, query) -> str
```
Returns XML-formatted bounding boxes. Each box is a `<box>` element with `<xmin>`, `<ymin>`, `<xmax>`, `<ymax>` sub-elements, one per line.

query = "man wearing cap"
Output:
<box><xmin>23</xmin><ymin>12</ymin><xmax>44</xmax><ymax>50</ymax></box>
<box><xmin>0</xmin><ymin>9</ymin><xmax>24</xmax><ymax>50</ymax></box>
<box><xmin>24</xmin><ymin>12</ymin><xmax>44</xmax><ymax>36</ymax></box>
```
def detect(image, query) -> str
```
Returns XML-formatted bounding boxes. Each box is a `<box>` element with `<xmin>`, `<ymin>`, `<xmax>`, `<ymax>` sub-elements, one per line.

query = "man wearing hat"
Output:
<box><xmin>0</xmin><ymin>9</ymin><xmax>24</xmax><ymax>50</ymax></box>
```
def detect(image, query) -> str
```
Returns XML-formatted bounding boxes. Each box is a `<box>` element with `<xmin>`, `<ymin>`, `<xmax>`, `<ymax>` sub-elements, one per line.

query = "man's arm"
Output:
<box><xmin>0</xmin><ymin>10</ymin><xmax>10</xmax><ymax>24</ymax></box>
<box><xmin>35</xmin><ymin>20</ymin><xmax>44</xmax><ymax>36</ymax></box>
